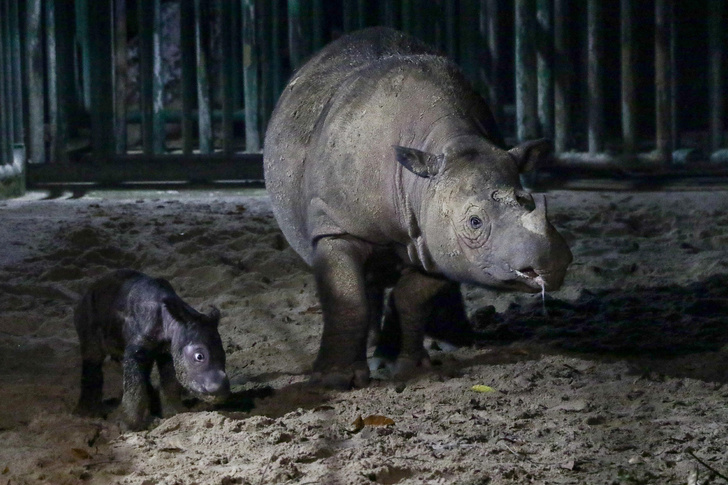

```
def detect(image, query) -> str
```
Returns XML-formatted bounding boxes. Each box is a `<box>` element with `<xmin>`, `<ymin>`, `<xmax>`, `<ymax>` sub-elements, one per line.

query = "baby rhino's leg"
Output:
<box><xmin>121</xmin><ymin>345</ymin><xmax>156</xmax><ymax>431</ymax></box>
<box><xmin>156</xmin><ymin>353</ymin><xmax>186</xmax><ymax>414</ymax></box>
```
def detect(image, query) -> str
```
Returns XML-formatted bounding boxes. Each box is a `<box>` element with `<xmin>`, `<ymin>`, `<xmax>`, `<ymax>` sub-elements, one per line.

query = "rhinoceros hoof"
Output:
<box><xmin>392</xmin><ymin>353</ymin><xmax>432</xmax><ymax>380</ymax></box>
<box><xmin>310</xmin><ymin>363</ymin><xmax>370</xmax><ymax>389</ymax></box>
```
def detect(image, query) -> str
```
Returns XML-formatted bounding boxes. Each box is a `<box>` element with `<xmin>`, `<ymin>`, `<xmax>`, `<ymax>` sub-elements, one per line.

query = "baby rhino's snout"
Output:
<box><xmin>202</xmin><ymin>370</ymin><xmax>230</xmax><ymax>399</ymax></box>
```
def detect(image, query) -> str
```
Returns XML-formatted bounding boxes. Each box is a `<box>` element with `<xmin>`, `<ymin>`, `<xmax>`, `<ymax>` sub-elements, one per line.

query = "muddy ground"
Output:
<box><xmin>0</xmin><ymin>187</ymin><xmax>727</xmax><ymax>484</ymax></box>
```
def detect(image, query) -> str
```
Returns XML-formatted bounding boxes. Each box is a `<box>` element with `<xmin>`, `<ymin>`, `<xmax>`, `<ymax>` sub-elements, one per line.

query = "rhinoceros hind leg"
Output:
<box><xmin>388</xmin><ymin>270</ymin><xmax>451</xmax><ymax>377</ymax></box>
<box><xmin>311</xmin><ymin>236</ymin><xmax>373</xmax><ymax>388</ymax></box>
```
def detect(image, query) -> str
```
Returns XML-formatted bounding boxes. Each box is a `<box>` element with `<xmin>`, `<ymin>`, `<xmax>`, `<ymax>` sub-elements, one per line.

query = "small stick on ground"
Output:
<box><xmin>688</xmin><ymin>450</ymin><xmax>728</xmax><ymax>482</ymax></box>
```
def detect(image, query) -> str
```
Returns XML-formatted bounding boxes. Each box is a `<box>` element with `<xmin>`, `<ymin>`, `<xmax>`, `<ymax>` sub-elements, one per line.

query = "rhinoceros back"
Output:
<box><xmin>264</xmin><ymin>28</ymin><xmax>436</xmax><ymax>263</ymax></box>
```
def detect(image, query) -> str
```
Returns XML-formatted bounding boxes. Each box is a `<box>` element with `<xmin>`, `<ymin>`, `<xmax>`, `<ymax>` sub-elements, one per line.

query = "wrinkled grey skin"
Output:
<box><xmin>264</xmin><ymin>28</ymin><xmax>573</xmax><ymax>388</ymax></box>
<box><xmin>74</xmin><ymin>269</ymin><xmax>230</xmax><ymax>431</ymax></box>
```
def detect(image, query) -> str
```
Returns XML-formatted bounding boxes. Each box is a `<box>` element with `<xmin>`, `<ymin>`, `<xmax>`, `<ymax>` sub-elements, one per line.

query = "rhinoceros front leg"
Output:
<box><xmin>311</xmin><ymin>236</ymin><xmax>373</xmax><ymax>388</ymax></box>
<box><xmin>390</xmin><ymin>270</ymin><xmax>452</xmax><ymax>377</ymax></box>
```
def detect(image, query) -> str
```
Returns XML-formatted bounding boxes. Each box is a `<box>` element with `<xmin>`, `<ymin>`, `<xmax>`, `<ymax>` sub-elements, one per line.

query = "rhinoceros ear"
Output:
<box><xmin>393</xmin><ymin>145</ymin><xmax>445</xmax><ymax>178</ymax></box>
<box><xmin>509</xmin><ymin>138</ymin><xmax>553</xmax><ymax>173</ymax></box>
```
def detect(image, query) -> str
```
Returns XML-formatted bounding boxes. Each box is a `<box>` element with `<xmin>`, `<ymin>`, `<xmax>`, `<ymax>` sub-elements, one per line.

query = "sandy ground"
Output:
<box><xmin>1</xmin><ymin>186</ymin><xmax>727</xmax><ymax>485</ymax></box>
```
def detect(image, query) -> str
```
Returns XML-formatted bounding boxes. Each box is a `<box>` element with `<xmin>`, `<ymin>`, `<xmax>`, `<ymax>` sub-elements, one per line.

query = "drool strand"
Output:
<box><xmin>540</xmin><ymin>281</ymin><xmax>548</xmax><ymax>317</ymax></box>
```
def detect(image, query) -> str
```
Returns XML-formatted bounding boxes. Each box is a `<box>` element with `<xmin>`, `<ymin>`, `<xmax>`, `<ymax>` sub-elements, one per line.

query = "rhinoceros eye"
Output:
<box><xmin>194</xmin><ymin>352</ymin><xmax>206</xmax><ymax>363</ymax></box>
<box><xmin>469</xmin><ymin>215</ymin><xmax>483</xmax><ymax>230</ymax></box>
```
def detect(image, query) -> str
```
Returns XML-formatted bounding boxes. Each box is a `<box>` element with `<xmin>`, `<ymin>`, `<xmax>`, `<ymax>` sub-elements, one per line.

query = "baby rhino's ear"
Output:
<box><xmin>162</xmin><ymin>297</ymin><xmax>187</xmax><ymax>323</ymax></box>
<box><xmin>204</xmin><ymin>306</ymin><xmax>221</xmax><ymax>327</ymax></box>
<box><xmin>162</xmin><ymin>296</ymin><xmax>204</xmax><ymax>325</ymax></box>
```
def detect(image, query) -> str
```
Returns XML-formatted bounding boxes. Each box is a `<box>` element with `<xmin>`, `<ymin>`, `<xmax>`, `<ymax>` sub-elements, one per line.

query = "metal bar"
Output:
<box><xmin>620</xmin><ymin>0</ymin><xmax>636</xmax><ymax>154</ymax></box>
<box><xmin>45</xmin><ymin>1</ymin><xmax>55</xmax><ymax>158</ymax></box>
<box><xmin>709</xmin><ymin>0</ymin><xmax>724</xmax><ymax>152</ymax></box>
<box><xmin>46</xmin><ymin>0</ymin><xmax>68</xmax><ymax>163</ymax></box>
<box><xmin>536</xmin><ymin>0</ymin><xmax>553</xmax><ymax>140</ymax></box>
<box><xmin>195</xmin><ymin>0</ymin><xmax>213</xmax><ymax>153</ymax></box>
<box><xmin>243</xmin><ymin>0</ymin><xmax>260</xmax><ymax>152</ymax></box>
<box><xmin>114</xmin><ymin>0</ymin><xmax>128</xmax><ymax>155</ymax></box>
<box><xmin>258</xmin><ymin>0</ymin><xmax>272</xmax><ymax>132</ymax></box>
<box><xmin>221</xmin><ymin>0</ymin><xmax>235</xmax><ymax>154</ymax></box>
<box><xmin>10</xmin><ymin>0</ymin><xmax>24</xmax><ymax>145</ymax></box>
<box><xmin>27</xmin><ymin>154</ymin><xmax>265</xmax><ymax>185</ymax></box>
<box><xmin>0</xmin><ymin>0</ymin><xmax>8</xmax><ymax>169</ymax></box>
<box><xmin>26</xmin><ymin>0</ymin><xmax>45</xmax><ymax>164</ymax></box>
<box><xmin>1</xmin><ymin>0</ymin><xmax>13</xmax><ymax>167</ymax></box>
<box><xmin>152</xmin><ymin>0</ymin><xmax>165</xmax><ymax>153</ymax></box>
<box><xmin>515</xmin><ymin>0</ymin><xmax>538</xmax><ymax>142</ymax></box>
<box><xmin>554</xmin><ymin>0</ymin><xmax>570</xmax><ymax>153</ymax></box>
<box><xmin>180</xmin><ymin>0</ymin><xmax>196</xmax><ymax>155</ymax></box>
<box><xmin>271</xmin><ymin>0</ymin><xmax>283</xmax><ymax>97</ymax></box>
<box><xmin>139</xmin><ymin>0</ymin><xmax>153</xmax><ymax>153</ymax></box>
<box><xmin>401</xmin><ymin>0</ymin><xmax>413</xmax><ymax>35</ymax></box>
<box><xmin>88</xmin><ymin>0</ymin><xmax>115</xmax><ymax>157</ymax></box>
<box><xmin>125</xmin><ymin>109</ymin><xmax>247</xmax><ymax>123</ymax></box>
<box><xmin>480</xmin><ymin>0</ymin><xmax>502</xmax><ymax>126</ymax></box>
<box><xmin>287</xmin><ymin>0</ymin><xmax>312</xmax><ymax>71</ymax></box>
<box><xmin>655</xmin><ymin>0</ymin><xmax>673</xmax><ymax>164</ymax></box>
<box><xmin>459</xmin><ymin>0</ymin><xmax>479</xmax><ymax>86</ymax></box>
<box><xmin>587</xmin><ymin>0</ymin><xmax>603</xmax><ymax>154</ymax></box>
<box><xmin>75</xmin><ymin>0</ymin><xmax>91</xmax><ymax>110</ymax></box>
<box><xmin>380</xmin><ymin>0</ymin><xmax>397</xmax><ymax>28</ymax></box>
<box><xmin>444</xmin><ymin>1</ymin><xmax>457</xmax><ymax>60</ymax></box>
<box><xmin>312</xmin><ymin>0</ymin><xmax>324</xmax><ymax>51</ymax></box>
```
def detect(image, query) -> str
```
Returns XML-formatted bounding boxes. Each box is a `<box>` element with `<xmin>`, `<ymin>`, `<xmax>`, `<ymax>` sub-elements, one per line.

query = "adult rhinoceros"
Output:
<box><xmin>264</xmin><ymin>27</ymin><xmax>572</xmax><ymax>387</ymax></box>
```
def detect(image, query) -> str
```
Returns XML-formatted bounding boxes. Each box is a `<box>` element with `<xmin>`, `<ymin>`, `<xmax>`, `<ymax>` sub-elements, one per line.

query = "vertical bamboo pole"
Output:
<box><xmin>536</xmin><ymin>0</ymin><xmax>553</xmax><ymax>140</ymax></box>
<box><xmin>587</xmin><ymin>0</ymin><xmax>603</xmax><ymax>154</ymax></box>
<box><xmin>195</xmin><ymin>0</ymin><xmax>213</xmax><ymax>153</ymax></box>
<box><xmin>288</xmin><ymin>0</ymin><xmax>312</xmax><ymax>71</ymax></box>
<box><xmin>26</xmin><ymin>0</ymin><xmax>45</xmax><ymax>164</ymax></box>
<box><xmin>515</xmin><ymin>0</ymin><xmax>538</xmax><ymax>142</ymax></box>
<box><xmin>654</xmin><ymin>0</ymin><xmax>673</xmax><ymax>164</ymax></box>
<box><xmin>220</xmin><ymin>0</ymin><xmax>234</xmax><ymax>154</ymax></box>
<box><xmin>242</xmin><ymin>0</ymin><xmax>260</xmax><ymax>152</ymax></box>
<box><xmin>620</xmin><ymin>0</ymin><xmax>636</xmax><ymax>155</ymax></box>
<box><xmin>709</xmin><ymin>0</ymin><xmax>723</xmax><ymax>152</ymax></box>
<box><xmin>114</xmin><ymin>0</ymin><xmax>128</xmax><ymax>155</ymax></box>
<box><xmin>553</xmin><ymin>0</ymin><xmax>570</xmax><ymax>153</ymax></box>
<box><xmin>180</xmin><ymin>0</ymin><xmax>196</xmax><ymax>154</ymax></box>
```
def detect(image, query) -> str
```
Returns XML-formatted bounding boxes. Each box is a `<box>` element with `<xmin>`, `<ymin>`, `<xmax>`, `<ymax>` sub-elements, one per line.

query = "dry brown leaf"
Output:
<box><xmin>71</xmin><ymin>448</ymin><xmax>92</xmax><ymax>460</ymax></box>
<box><xmin>350</xmin><ymin>415</ymin><xmax>365</xmax><ymax>433</ymax></box>
<box><xmin>362</xmin><ymin>415</ymin><xmax>395</xmax><ymax>427</ymax></box>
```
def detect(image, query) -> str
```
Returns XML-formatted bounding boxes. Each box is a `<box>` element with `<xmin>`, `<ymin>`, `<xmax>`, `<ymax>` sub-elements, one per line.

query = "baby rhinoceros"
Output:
<box><xmin>74</xmin><ymin>269</ymin><xmax>230</xmax><ymax>430</ymax></box>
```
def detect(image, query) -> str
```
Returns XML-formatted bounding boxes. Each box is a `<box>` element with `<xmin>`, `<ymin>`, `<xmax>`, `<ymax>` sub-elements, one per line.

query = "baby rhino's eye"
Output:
<box><xmin>194</xmin><ymin>352</ymin><xmax>206</xmax><ymax>362</ymax></box>
<box><xmin>469</xmin><ymin>215</ymin><xmax>483</xmax><ymax>230</ymax></box>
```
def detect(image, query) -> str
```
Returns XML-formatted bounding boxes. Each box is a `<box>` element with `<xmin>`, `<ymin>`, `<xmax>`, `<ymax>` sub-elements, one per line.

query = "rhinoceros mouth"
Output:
<box><xmin>511</xmin><ymin>266</ymin><xmax>549</xmax><ymax>291</ymax></box>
